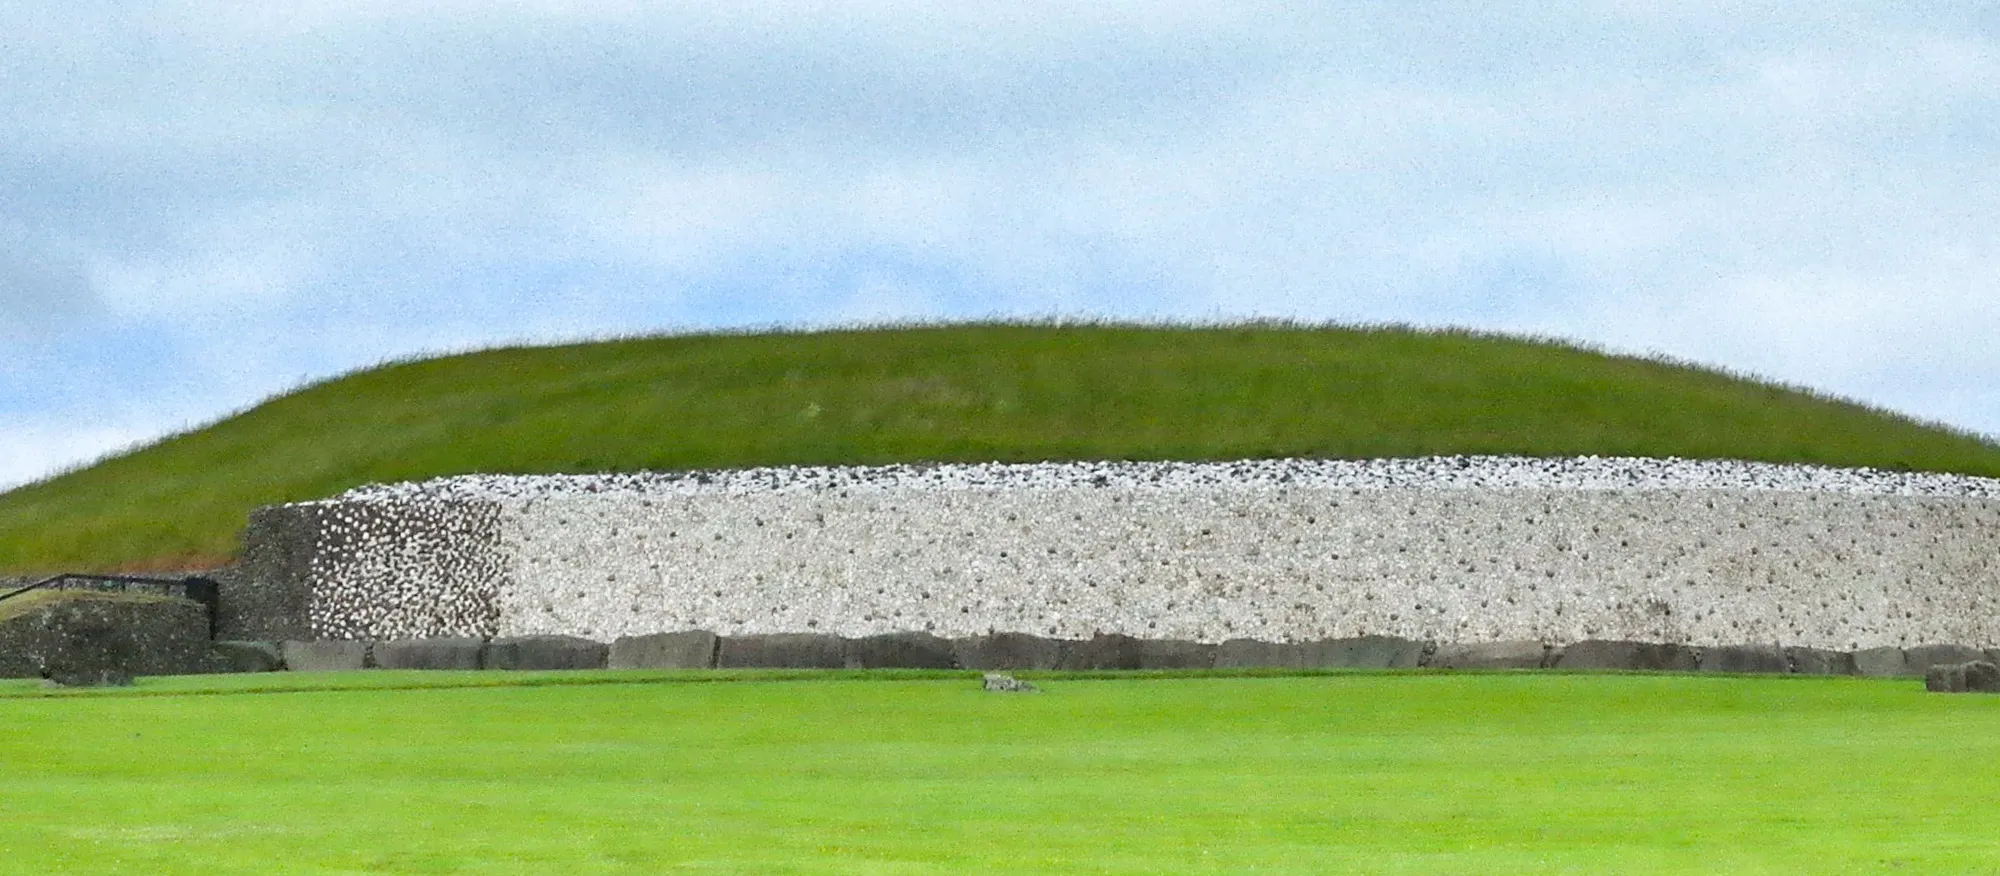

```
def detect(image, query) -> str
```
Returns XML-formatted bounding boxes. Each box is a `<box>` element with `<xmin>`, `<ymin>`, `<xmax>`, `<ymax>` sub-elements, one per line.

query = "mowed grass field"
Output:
<box><xmin>6</xmin><ymin>322</ymin><xmax>2000</xmax><ymax>572</ymax></box>
<box><xmin>3</xmin><ymin>671</ymin><xmax>1997</xmax><ymax>873</ymax></box>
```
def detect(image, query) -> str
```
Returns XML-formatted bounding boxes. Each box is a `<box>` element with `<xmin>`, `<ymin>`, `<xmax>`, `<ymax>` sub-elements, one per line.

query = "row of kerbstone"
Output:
<box><xmin>227</xmin><ymin>633</ymin><xmax>2000</xmax><ymax>676</ymax></box>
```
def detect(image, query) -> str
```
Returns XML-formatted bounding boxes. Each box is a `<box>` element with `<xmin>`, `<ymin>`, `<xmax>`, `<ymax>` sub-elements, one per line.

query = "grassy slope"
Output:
<box><xmin>3</xmin><ymin>323</ymin><xmax>1998</xmax><ymax>572</ymax></box>
<box><xmin>0</xmin><ymin>672</ymin><xmax>1996</xmax><ymax>873</ymax></box>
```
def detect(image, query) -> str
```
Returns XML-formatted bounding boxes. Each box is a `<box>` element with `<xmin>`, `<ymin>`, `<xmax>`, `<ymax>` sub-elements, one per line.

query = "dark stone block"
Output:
<box><xmin>1213</xmin><ymin>638</ymin><xmax>1308</xmax><ymax>668</ymax></box>
<box><xmin>1926</xmin><ymin>663</ymin><xmax>1968</xmax><ymax>693</ymax></box>
<box><xmin>1699</xmin><ymin>644</ymin><xmax>1790</xmax><ymax>674</ymax></box>
<box><xmin>1785</xmin><ymin>647</ymin><xmax>1857</xmax><ymax>676</ymax></box>
<box><xmin>1555</xmin><ymin>640</ymin><xmax>1698</xmax><ymax>672</ymax></box>
<box><xmin>1905</xmin><ymin>644</ymin><xmax>1988</xmax><ymax>672</ymax></box>
<box><xmin>1134</xmin><ymin>639</ymin><xmax>1216</xmax><ymax>670</ymax></box>
<box><xmin>1853</xmin><ymin>647</ymin><xmax>1910</xmax><ymax>677</ymax></box>
<box><xmin>952</xmin><ymin>633</ymin><xmax>1067</xmax><ymax>670</ymax></box>
<box><xmin>1055</xmin><ymin>633</ymin><xmax>1145</xmax><ymax>670</ymax></box>
<box><xmin>845</xmin><ymin>632</ymin><xmax>959</xmax><ymax>669</ymax></box>
<box><xmin>373</xmin><ymin>637</ymin><xmax>486</xmax><ymax>670</ymax></box>
<box><xmin>716</xmin><ymin>633</ymin><xmax>849</xmax><ymax>669</ymax></box>
<box><xmin>282</xmin><ymin>640</ymin><xmax>370</xmax><ymax>671</ymax></box>
<box><xmin>608</xmin><ymin>631</ymin><xmax>719</xmax><ymax>669</ymax></box>
<box><xmin>1304</xmin><ymin>635</ymin><xmax>1426</xmax><ymax>669</ymax></box>
<box><xmin>485</xmin><ymin>635</ymin><xmax>608</xmax><ymax>670</ymax></box>
<box><xmin>210</xmin><ymin>641</ymin><xmax>284</xmax><ymax>673</ymax></box>
<box><xmin>1429</xmin><ymin>640</ymin><xmax>1548</xmax><ymax>670</ymax></box>
<box><xmin>1966</xmin><ymin>661</ymin><xmax>2000</xmax><ymax>693</ymax></box>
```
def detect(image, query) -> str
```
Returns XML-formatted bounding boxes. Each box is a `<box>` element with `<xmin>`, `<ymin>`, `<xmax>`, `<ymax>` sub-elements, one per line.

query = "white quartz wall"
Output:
<box><xmin>297</xmin><ymin>458</ymin><xmax>2000</xmax><ymax>649</ymax></box>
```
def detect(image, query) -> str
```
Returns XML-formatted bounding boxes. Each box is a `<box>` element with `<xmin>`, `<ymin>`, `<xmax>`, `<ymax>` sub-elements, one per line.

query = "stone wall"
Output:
<box><xmin>226</xmin><ymin>458</ymin><xmax>2000</xmax><ymax>650</ymax></box>
<box><xmin>0</xmin><ymin>593</ymin><xmax>212</xmax><ymax>680</ymax></box>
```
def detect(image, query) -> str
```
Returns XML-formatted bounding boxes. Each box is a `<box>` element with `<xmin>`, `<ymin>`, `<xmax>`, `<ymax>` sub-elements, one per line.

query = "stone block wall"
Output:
<box><xmin>224</xmin><ymin>457</ymin><xmax>2000</xmax><ymax>650</ymax></box>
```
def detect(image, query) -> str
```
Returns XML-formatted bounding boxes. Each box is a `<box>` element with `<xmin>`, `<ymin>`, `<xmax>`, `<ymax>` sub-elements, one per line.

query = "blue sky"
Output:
<box><xmin>3</xmin><ymin>3</ymin><xmax>1997</xmax><ymax>488</ymax></box>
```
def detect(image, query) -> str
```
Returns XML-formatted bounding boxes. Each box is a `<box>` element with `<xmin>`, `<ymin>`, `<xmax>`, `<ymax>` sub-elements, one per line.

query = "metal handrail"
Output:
<box><xmin>0</xmin><ymin>573</ymin><xmax>220</xmax><ymax>637</ymax></box>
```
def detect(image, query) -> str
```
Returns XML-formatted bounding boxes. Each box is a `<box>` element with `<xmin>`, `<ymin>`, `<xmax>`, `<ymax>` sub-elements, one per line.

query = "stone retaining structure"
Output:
<box><xmin>222</xmin><ymin>631</ymin><xmax>2000</xmax><ymax>678</ymax></box>
<box><xmin>219</xmin><ymin>457</ymin><xmax>2000</xmax><ymax>651</ymax></box>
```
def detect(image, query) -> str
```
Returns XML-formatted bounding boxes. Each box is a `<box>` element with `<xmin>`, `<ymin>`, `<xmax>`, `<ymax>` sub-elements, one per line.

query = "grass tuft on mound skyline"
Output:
<box><xmin>3</xmin><ymin>321</ymin><xmax>1998</xmax><ymax>573</ymax></box>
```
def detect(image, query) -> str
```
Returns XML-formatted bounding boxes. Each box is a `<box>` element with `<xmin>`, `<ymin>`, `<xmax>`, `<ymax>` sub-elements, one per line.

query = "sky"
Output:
<box><xmin>3</xmin><ymin>2</ymin><xmax>1997</xmax><ymax>490</ymax></box>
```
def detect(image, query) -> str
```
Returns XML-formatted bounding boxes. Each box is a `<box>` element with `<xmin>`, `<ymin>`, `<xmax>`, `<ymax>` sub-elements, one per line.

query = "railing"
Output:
<box><xmin>0</xmin><ymin>573</ymin><xmax>220</xmax><ymax>638</ymax></box>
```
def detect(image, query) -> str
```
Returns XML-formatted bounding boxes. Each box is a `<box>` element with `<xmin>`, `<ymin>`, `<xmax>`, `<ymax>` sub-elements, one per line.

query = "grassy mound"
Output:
<box><xmin>3</xmin><ymin>322</ymin><xmax>1997</xmax><ymax>572</ymax></box>
<box><xmin>0</xmin><ymin>672</ymin><xmax>1995</xmax><ymax>871</ymax></box>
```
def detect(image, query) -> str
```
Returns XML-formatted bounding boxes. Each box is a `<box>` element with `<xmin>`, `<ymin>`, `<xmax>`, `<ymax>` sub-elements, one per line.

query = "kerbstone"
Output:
<box><xmin>1785</xmin><ymin>647</ymin><xmax>1858</xmax><ymax>675</ymax></box>
<box><xmin>845</xmin><ymin>632</ymin><xmax>959</xmax><ymax>669</ymax></box>
<box><xmin>1055</xmin><ymin>633</ymin><xmax>1145</xmax><ymax>670</ymax></box>
<box><xmin>608</xmin><ymin>631</ymin><xmax>718</xmax><ymax>669</ymax></box>
<box><xmin>485</xmin><ymin>635</ymin><xmax>607</xmax><ymax>671</ymax></box>
<box><xmin>1557</xmin><ymin>640</ymin><xmax>1699</xmax><ymax>671</ymax></box>
<box><xmin>1429</xmin><ymin>640</ymin><xmax>1548</xmax><ymax>670</ymax></box>
<box><xmin>1967</xmin><ymin>661</ymin><xmax>2000</xmax><ymax>693</ymax></box>
<box><xmin>1698</xmin><ymin>644</ymin><xmax>1790</xmax><ymax>674</ymax></box>
<box><xmin>1134</xmin><ymin>638</ymin><xmax>1216</xmax><ymax>670</ymax></box>
<box><xmin>1927</xmin><ymin>663</ymin><xmax>1970</xmax><ymax>693</ymax></box>
<box><xmin>374</xmin><ymin>637</ymin><xmax>486</xmax><ymax>670</ymax></box>
<box><xmin>953</xmin><ymin>633</ymin><xmax>1067</xmax><ymax>670</ymax></box>
<box><xmin>1305</xmin><ymin>635</ymin><xmax>1426</xmax><ymax>669</ymax></box>
<box><xmin>1905</xmin><ymin>644</ymin><xmax>1988</xmax><ymax>672</ymax></box>
<box><xmin>210</xmin><ymin>641</ymin><xmax>284</xmax><ymax>673</ymax></box>
<box><xmin>717</xmin><ymin>633</ymin><xmax>848</xmax><ymax>669</ymax></box>
<box><xmin>1213</xmin><ymin>638</ymin><xmax>1307</xmax><ymax>668</ymax></box>
<box><xmin>1853</xmin><ymin>647</ymin><xmax>1911</xmax><ymax>677</ymax></box>
<box><xmin>282</xmin><ymin>640</ymin><xmax>370</xmax><ymax>672</ymax></box>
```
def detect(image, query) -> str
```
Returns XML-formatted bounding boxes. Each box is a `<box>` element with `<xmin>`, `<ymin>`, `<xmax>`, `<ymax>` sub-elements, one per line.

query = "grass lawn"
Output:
<box><xmin>1</xmin><ymin>671</ymin><xmax>1996</xmax><ymax>873</ymax></box>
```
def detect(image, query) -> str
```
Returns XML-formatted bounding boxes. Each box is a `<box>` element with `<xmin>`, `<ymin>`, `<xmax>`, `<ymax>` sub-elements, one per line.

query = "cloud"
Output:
<box><xmin>2</xmin><ymin>2</ymin><xmax>1999</xmax><ymax>487</ymax></box>
<box><xmin>0</xmin><ymin>229</ymin><xmax>97</xmax><ymax>339</ymax></box>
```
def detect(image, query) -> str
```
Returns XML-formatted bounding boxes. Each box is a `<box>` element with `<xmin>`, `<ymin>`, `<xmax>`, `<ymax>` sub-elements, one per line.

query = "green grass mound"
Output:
<box><xmin>1</xmin><ymin>672</ymin><xmax>1994</xmax><ymax>872</ymax></box>
<box><xmin>5</xmin><ymin>322</ymin><xmax>1997</xmax><ymax>572</ymax></box>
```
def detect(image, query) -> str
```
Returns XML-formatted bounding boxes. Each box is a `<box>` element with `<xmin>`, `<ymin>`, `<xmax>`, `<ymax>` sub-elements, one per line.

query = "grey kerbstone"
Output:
<box><xmin>846</xmin><ymin>632</ymin><xmax>960</xmax><ymax>669</ymax></box>
<box><xmin>716</xmin><ymin>633</ymin><xmax>848</xmax><ymax>669</ymax></box>
<box><xmin>374</xmin><ymin>637</ymin><xmax>486</xmax><ymax>670</ymax></box>
<box><xmin>608</xmin><ymin>631</ymin><xmax>719</xmax><ymax>669</ymax></box>
<box><xmin>1699</xmin><ymin>644</ymin><xmax>1790</xmax><ymax>674</ymax></box>
<box><xmin>281</xmin><ymin>640</ymin><xmax>370</xmax><ymax>672</ymax></box>
<box><xmin>1966</xmin><ymin>661</ymin><xmax>2000</xmax><ymax>693</ymax></box>
<box><xmin>1785</xmin><ymin>647</ymin><xmax>1857</xmax><ymax>676</ymax></box>
<box><xmin>953</xmin><ymin>633</ymin><xmax>1067</xmax><ymax>670</ymax></box>
<box><xmin>1556</xmin><ymin>640</ymin><xmax>1699</xmax><ymax>672</ymax></box>
<box><xmin>485</xmin><ymin>635</ymin><xmax>608</xmax><ymax>671</ymax></box>
<box><xmin>1429</xmin><ymin>640</ymin><xmax>1548</xmax><ymax>670</ymax></box>
<box><xmin>1904</xmin><ymin>644</ymin><xmax>1988</xmax><ymax>672</ymax></box>
<box><xmin>1923</xmin><ymin>660</ymin><xmax>2000</xmax><ymax>694</ymax></box>
<box><xmin>1304</xmin><ymin>635</ymin><xmax>1426</xmax><ymax>669</ymax></box>
<box><xmin>1056</xmin><ymin>633</ymin><xmax>1145</xmax><ymax>670</ymax></box>
<box><xmin>1135</xmin><ymin>638</ymin><xmax>1216</xmax><ymax>670</ymax></box>
<box><xmin>1853</xmin><ymin>647</ymin><xmax>1911</xmax><ymax>677</ymax></box>
<box><xmin>1213</xmin><ymin>638</ymin><xmax>1308</xmax><ymax>669</ymax></box>
<box><xmin>210</xmin><ymin>641</ymin><xmax>284</xmax><ymax>673</ymax></box>
<box><xmin>981</xmin><ymin>672</ymin><xmax>1039</xmax><ymax>693</ymax></box>
<box><xmin>1926</xmin><ymin>663</ymin><xmax>1969</xmax><ymax>693</ymax></box>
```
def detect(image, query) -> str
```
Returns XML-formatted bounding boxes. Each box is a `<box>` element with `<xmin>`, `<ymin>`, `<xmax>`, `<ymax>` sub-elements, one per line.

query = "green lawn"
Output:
<box><xmin>1</xmin><ymin>671</ymin><xmax>1995</xmax><ymax>873</ymax></box>
<box><xmin>6</xmin><ymin>322</ymin><xmax>1999</xmax><ymax>573</ymax></box>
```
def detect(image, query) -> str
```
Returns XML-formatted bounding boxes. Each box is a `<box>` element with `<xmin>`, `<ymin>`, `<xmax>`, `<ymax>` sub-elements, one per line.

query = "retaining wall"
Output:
<box><xmin>221</xmin><ymin>458</ymin><xmax>2000</xmax><ymax>650</ymax></box>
